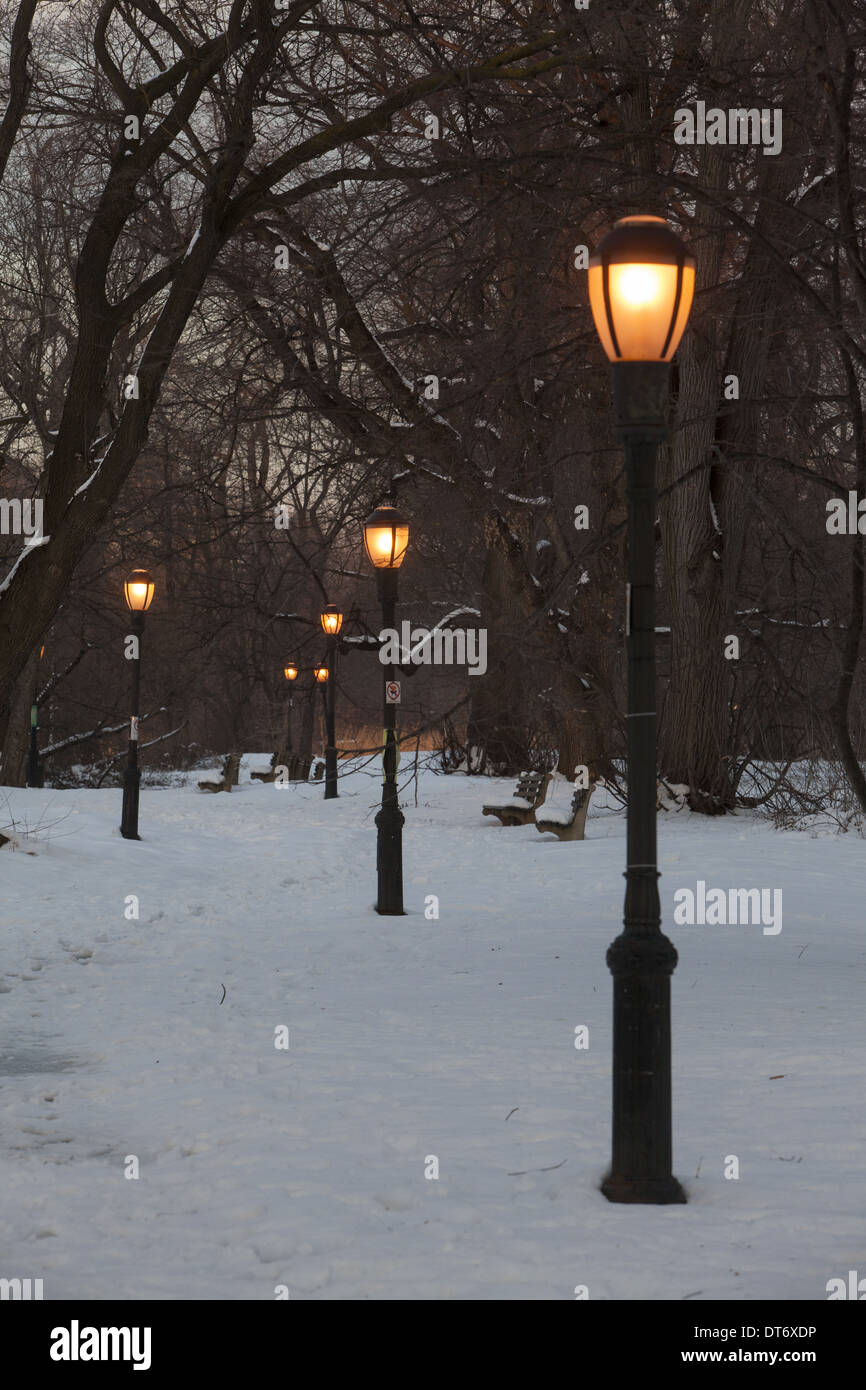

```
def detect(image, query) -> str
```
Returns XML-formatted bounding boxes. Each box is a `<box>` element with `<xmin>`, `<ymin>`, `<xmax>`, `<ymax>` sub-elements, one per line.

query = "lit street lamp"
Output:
<box><xmin>320</xmin><ymin>607</ymin><xmax>343</xmax><ymax>637</ymax></box>
<box><xmin>363</xmin><ymin>504</ymin><xmax>409</xmax><ymax>915</ymax></box>
<box><xmin>26</xmin><ymin>643</ymin><xmax>45</xmax><ymax>788</ymax></box>
<box><xmin>120</xmin><ymin>569</ymin><xmax>155</xmax><ymax>840</ymax></box>
<box><xmin>320</xmin><ymin>604</ymin><xmax>343</xmax><ymax>799</ymax></box>
<box><xmin>588</xmin><ymin>215</ymin><xmax>695</xmax><ymax>1204</ymax></box>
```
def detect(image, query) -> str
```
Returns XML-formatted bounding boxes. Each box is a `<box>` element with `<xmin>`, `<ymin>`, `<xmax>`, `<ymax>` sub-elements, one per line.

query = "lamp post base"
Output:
<box><xmin>324</xmin><ymin>748</ymin><xmax>338</xmax><ymax>799</ymax></box>
<box><xmin>120</xmin><ymin>765</ymin><xmax>141</xmax><ymax>840</ymax></box>
<box><xmin>374</xmin><ymin>805</ymin><xmax>405</xmax><ymax>915</ymax></box>
<box><xmin>601</xmin><ymin>1172</ymin><xmax>687</xmax><ymax>1205</ymax></box>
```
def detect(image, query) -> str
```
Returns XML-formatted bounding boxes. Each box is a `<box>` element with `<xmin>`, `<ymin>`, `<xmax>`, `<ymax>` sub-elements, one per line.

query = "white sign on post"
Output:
<box><xmin>385</xmin><ymin>680</ymin><xmax>401</xmax><ymax>704</ymax></box>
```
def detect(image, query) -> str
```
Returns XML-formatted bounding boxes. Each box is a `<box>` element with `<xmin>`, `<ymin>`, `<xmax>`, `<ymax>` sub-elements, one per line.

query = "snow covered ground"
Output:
<box><xmin>1</xmin><ymin>761</ymin><xmax>864</xmax><ymax>1300</ymax></box>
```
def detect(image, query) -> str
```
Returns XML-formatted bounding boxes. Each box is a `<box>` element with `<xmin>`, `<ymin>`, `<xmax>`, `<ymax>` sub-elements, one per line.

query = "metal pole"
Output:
<box><xmin>26</xmin><ymin>691</ymin><xmax>43</xmax><ymax>788</ymax></box>
<box><xmin>375</xmin><ymin>567</ymin><xmax>404</xmax><ymax>914</ymax></box>
<box><xmin>284</xmin><ymin>687</ymin><xmax>294</xmax><ymax>778</ymax></box>
<box><xmin>324</xmin><ymin>636</ymin><xmax>338</xmax><ymax>799</ymax></box>
<box><xmin>602</xmin><ymin>361</ymin><xmax>684</xmax><ymax>1205</ymax></box>
<box><xmin>120</xmin><ymin>610</ymin><xmax>144</xmax><ymax>840</ymax></box>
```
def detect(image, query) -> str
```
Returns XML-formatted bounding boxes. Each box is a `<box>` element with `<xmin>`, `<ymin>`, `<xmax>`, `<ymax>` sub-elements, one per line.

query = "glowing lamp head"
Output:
<box><xmin>284</xmin><ymin>663</ymin><xmax>298</xmax><ymax>682</ymax></box>
<box><xmin>314</xmin><ymin>665</ymin><xmax>329</xmax><ymax>684</ymax></box>
<box><xmin>363</xmin><ymin>505</ymin><xmax>409</xmax><ymax>570</ymax></box>
<box><xmin>588</xmin><ymin>216</ymin><xmax>695</xmax><ymax>362</ymax></box>
<box><xmin>320</xmin><ymin>604</ymin><xmax>343</xmax><ymax>636</ymax></box>
<box><xmin>123</xmin><ymin>569</ymin><xmax>155</xmax><ymax>612</ymax></box>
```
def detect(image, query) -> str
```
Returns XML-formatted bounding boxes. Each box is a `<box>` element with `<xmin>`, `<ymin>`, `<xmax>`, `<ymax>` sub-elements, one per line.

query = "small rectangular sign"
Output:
<box><xmin>130</xmin><ymin>716</ymin><xmax>140</xmax><ymax>741</ymax></box>
<box><xmin>385</xmin><ymin>680</ymin><xmax>401</xmax><ymax>704</ymax></box>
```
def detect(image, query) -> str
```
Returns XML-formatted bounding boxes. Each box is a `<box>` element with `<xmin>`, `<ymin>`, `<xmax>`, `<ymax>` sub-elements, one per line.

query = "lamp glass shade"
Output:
<box><xmin>123</xmin><ymin>569</ymin><xmax>155</xmax><ymax>612</ymax></box>
<box><xmin>363</xmin><ymin>505</ymin><xmax>409</xmax><ymax>569</ymax></box>
<box><xmin>588</xmin><ymin>216</ymin><xmax>695</xmax><ymax>362</ymax></box>
<box><xmin>314</xmin><ymin>665</ymin><xmax>329</xmax><ymax>683</ymax></box>
<box><xmin>284</xmin><ymin>664</ymin><xmax>298</xmax><ymax>681</ymax></box>
<box><xmin>320</xmin><ymin>605</ymin><xmax>343</xmax><ymax>636</ymax></box>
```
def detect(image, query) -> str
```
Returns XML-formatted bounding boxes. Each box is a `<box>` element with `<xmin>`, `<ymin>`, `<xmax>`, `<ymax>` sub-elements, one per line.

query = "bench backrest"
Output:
<box><xmin>514</xmin><ymin>770</ymin><xmax>544</xmax><ymax>804</ymax></box>
<box><xmin>537</xmin><ymin>776</ymin><xmax>591</xmax><ymax>822</ymax></box>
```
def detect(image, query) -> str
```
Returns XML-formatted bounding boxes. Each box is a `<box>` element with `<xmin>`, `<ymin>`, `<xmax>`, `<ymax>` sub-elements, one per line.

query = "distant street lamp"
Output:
<box><xmin>284</xmin><ymin>661</ymin><xmax>301</xmax><ymax>772</ymax></box>
<box><xmin>363</xmin><ymin>504</ymin><xmax>409</xmax><ymax>915</ymax></box>
<box><xmin>320</xmin><ymin>604</ymin><xmax>343</xmax><ymax>799</ymax></box>
<box><xmin>320</xmin><ymin>606</ymin><xmax>343</xmax><ymax>638</ymax></box>
<box><xmin>26</xmin><ymin>643</ymin><xmax>45</xmax><ymax>788</ymax></box>
<box><xmin>313</xmin><ymin>664</ymin><xmax>329</xmax><ymax>773</ymax></box>
<box><xmin>120</xmin><ymin>569</ymin><xmax>155</xmax><ymax>840</ymax></box>
<box><xmin>588</xmin><ymin>215</ymin><xmax>694</xmax><ymax>1204</ymax></box>
<box><xmin>283</xmin><ymin>662</ymin><xmax>298</xmax><ymax>764</ymax></box>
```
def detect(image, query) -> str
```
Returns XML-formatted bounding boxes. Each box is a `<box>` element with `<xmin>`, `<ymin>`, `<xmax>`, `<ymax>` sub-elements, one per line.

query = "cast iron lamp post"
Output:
<box><xmin>283</xmin><ymin>662</ymin><xmax>298</xmax><ymax>762</ymax></box>
<box><xmin>120</xmin><ymin>569</ymin><xmax>155</xmax><ymax>840</ymax></box>
<box><xmin>313</xmin><ymin>664</ymin><xmax>329</xmax><ymax>775</ymax></box>
<box><xmin>283</xmin><ymin>661</ymin><xmax>298</xmax><ymax>775</ymax></box>
<box><xmin>588</xmin><ymin>215</ymin><xmax>695</xmax><ymax>1204</ymax></box>
<box><xmin>26</xmin><ymin>644</ymin><xmax>45</xmax><ymax>788</ymax></box>
<box><xmin>363</xmin><ymin>504</ymin><xmax>409</xmax><ymax>915</ymax></box>
<box><xmin>320</xmin><ymin>604</ymin><xmax>343</xmax><ymax>799</ymax></box>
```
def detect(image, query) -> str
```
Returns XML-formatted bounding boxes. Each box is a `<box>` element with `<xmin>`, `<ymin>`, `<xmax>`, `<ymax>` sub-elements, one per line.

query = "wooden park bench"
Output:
<box><xmin>249</xmin><ymin>761</ymin><xmax>278</xmax><ymax>783</ymax></box>
<box><xmin>198</xmin><ymin>752</ymin><xmax>241</xmax><ymax>793</ymax></box>
<box><xmin>535</xmin><ymin>779</ymin><xmax>595</xmax><ymax>841</ymax></box>
<box><xmin>482</xmin><ymin>769</ymin><xmax>552</xmax><ymax>827</ymax></box>
<box><xmin>250</xmin><ymin>749</ymin><xmax>288</xmax><ymax>783</ymax></box>
<box><xmin>250</xmin><ymin>753</ymin><xmax>317</xmax><ymax>784</ymax></box>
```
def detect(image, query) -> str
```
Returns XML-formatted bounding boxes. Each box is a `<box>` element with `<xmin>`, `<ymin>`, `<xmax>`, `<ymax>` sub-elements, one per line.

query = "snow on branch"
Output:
<box><xmin>41</xmin><ymin>707</ymin><xmax>168</xmax><ymax>758</ymax></box>
<box><xmin>406</xmin><ymin>606</ymin><xmax>482</xmax><ymax>662</ymax></box>
<box><xmin>0</xmin><ymin>535</ymin><xmax>51</xmax><ymax>598</ymax></box>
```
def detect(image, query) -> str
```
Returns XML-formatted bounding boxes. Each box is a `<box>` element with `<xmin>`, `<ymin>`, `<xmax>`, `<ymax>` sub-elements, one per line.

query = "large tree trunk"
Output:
<box><xmin>466</xmin><ymin>519</ymin><xmax>536</xmax><ymax>773</ymax></box>
<box><xmin>660</xmin><ymin>145</ymin><xmax>786</xmax><ymax>811</ymax></box>
<box><xmin>0</xmin><ymin>648</ymin><xmax>38</xmax><ymax>786</ymax></box>
<box><xmin>468</xmin><ymin>510</ymin><xmax>617</xmax><ymax>778</ymax></box>
<box><xmin>659</xmin><ymin>330</ymin><xmax>733</xmax><ymax>812</ymax></box>
<box><xmin>831</xmin><ymin>350</ymin><xmax>866</xmax><ymax>813</ymax></box>
<box><xmin>298</xmin><ymin>684</ymin><xmax>315</xmax><ymax>765</ymax></box>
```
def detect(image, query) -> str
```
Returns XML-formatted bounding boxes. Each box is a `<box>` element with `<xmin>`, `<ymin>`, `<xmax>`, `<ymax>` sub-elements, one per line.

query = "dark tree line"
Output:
<box><xmin>1</xmin><ymin>0</ymin><xmax>865</xmax><ymax>817</ymax></box>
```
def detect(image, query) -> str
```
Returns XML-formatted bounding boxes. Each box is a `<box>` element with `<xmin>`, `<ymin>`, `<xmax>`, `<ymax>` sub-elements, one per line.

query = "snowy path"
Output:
<box><xmin>1</xmin><ymin>765</ymin><xmax>864</xmax><ymax>1299</ymax></box>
